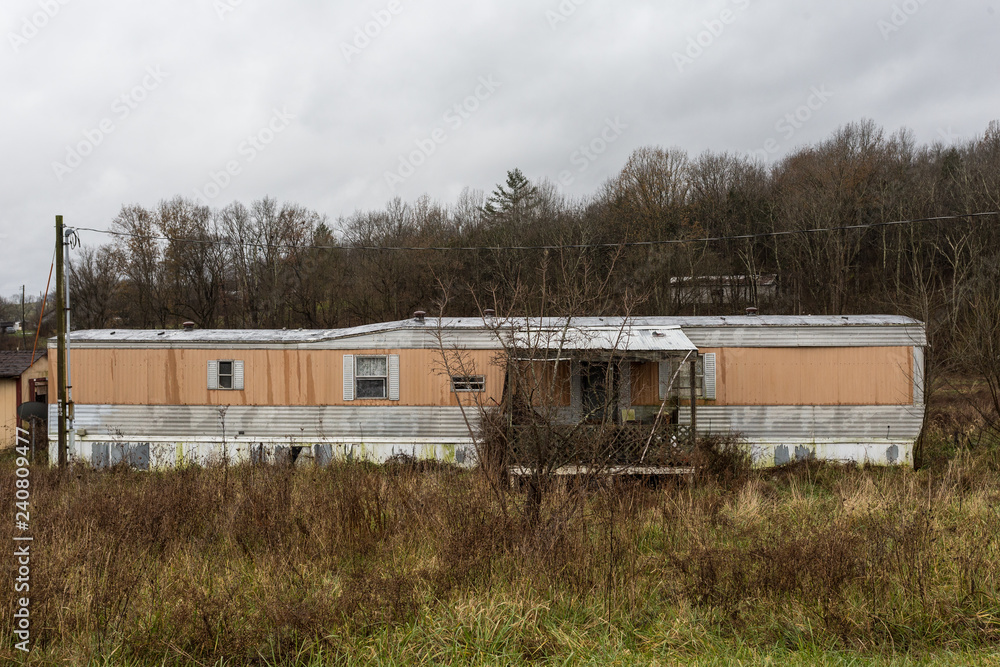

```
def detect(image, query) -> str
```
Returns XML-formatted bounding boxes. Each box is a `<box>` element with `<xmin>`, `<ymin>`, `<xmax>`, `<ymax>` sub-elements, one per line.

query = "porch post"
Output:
<box><xmin>689</xmin><ymin>356</ymin><xmax>697</xmax><ymax>445</ymax></box>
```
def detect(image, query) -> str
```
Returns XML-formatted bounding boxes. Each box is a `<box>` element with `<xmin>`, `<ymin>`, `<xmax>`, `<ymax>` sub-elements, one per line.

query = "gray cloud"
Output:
<box><xmin>2</xmin><ymin>0</ymin><xmax>997</xmax><ymax>296</ymax></box>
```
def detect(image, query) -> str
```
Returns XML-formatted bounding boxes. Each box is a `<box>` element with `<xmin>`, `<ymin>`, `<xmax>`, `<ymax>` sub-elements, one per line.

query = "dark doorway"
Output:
<box><xmin>580</xmin><ymin>362</ymin><xmax>617</xmax><ymax>424</ymax></box>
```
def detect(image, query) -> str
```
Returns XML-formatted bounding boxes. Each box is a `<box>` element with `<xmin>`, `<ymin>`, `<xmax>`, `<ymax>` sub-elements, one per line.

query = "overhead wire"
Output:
<box><xmin>69</xmin><ymin>211</ymin><xmax>1000</xmax><ymax>254</ymax></box>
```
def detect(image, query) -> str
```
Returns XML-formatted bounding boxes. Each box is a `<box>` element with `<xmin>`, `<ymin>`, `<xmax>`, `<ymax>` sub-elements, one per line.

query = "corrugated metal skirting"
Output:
<box><xmin>51</xmin><ymin>403</ymin><xmax>478</xmax><ymax>440</ymax></box>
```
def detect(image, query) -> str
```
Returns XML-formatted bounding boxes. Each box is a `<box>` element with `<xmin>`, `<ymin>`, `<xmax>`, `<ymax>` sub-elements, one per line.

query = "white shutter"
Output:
<box><xmin>233</xmin><ymin>360</ymin><xmax>245</xmax><ymax>391</ymax></box>
<box><xmin>388</xmin><ymin>354</ymin><xmax>400</xmax><ymax>401</ymax></box>
<box><xmin>913</xmin><ymin>347</ymin><xmax>924</xmax><ymax>406</ymax></box>
<box><xmin>658</xmin><ymin>361</ymin><xmax>670</xmax><ymax>400</ymax></box>
<box><xmin>343</xmin><ymin>355</ymin><xmax>355</xmax><ymax>401</ymax></box>
<box><xmin>207</xmin><ymin>360</ymin><xmax>219</xmax><ymax>390</ymax></box>
<box><xmin>703</xmin><ymin>353</ymin><xmax>716</xmax><ymax>400</ymax></box>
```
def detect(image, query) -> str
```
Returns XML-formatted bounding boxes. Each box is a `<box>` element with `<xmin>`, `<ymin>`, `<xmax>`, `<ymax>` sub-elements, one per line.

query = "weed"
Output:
<box><xmin>5</xmin><ymin>432</ymin><xmax>1000</xmax><ymax>663</ymax></box>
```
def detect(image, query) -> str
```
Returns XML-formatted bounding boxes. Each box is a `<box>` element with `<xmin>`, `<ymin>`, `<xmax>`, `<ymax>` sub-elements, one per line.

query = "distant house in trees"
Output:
<box><xmin>670</xmin><ymin>274</ymin><xmax>778</xmax><ymax>311</ymax></box>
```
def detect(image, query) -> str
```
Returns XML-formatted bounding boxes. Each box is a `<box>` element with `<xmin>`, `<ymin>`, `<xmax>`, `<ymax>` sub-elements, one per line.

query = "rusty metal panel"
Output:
<box><xmin>0</xmin><ymin>380</ymin><xmax>19</xmax><ymax>446</ymax></box>
<box><xmin>913</xmin><ymin>347</ymin><xmax>925</xmax><ymax>406</ymax></box>
<box><xmin>719</xmin><ymin>347</ymin><xmax>912</xmax><ymax>406</ymax></box>
<box><xmin>630</xmin><ymin>362</ymin><xmax>659</xmax><ymax>406</ymax></box>
<box><xmin>64</xmin><ymin>347</ymin><xmax>503</xmax><ymax>408</ymax></box>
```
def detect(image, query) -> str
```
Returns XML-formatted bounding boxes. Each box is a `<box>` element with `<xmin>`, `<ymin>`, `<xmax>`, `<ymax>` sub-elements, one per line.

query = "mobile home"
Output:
<box><xmin>48</xmin><ymin>314</ymin><xmax>926</xmax><ymax>468</ymax></box>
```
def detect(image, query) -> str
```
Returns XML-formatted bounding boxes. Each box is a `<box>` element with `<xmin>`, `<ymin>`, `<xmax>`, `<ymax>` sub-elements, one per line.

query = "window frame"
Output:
<box><xmin>676</xmin><ymin>355</ymin><xmax>705</xmax><ymax>398</ymax></box>
<box><xmin>451</xmin><ymin>375</ymin><xmax>486</xmax><ymax>393</ymax></box>
<box><xmin>217</xmin><ymin>360</ymin><xmax>235</xmax><ymax>390</ymax></box>
<box><xmin>355</xmin><ymin>355</ymin><xmax>389</xmax><ymax>400</ymax></box>
<box><xmin>208</xmin><ymin>359</ymin><xmax>244</xmax><ymax>391</ymax></box>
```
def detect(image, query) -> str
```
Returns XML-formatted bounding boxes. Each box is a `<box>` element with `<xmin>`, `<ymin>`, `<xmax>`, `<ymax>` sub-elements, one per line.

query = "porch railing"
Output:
<box><xmin>504</xmin><ymin>423</ymin><xmax>694</xmax><ymax>468</ymax></box>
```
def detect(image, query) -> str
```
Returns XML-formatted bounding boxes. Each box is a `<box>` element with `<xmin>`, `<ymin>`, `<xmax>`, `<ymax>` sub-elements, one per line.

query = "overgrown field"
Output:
<box><xmin>5</xmin><ymin>434</ymin><xmax>1000</xmax><ymax>665</ymax></box>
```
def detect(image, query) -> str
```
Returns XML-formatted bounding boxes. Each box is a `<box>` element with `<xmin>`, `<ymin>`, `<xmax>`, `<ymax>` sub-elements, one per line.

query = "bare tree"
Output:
<box><xmin>69</xmin><ymin>246</ymin><xmax>121</xmax><ymax>329</ymax></box>
<box><xmin>111</xmin><ymin>204</ymin><xmax>168</xmax><ymax>327</ymax></box>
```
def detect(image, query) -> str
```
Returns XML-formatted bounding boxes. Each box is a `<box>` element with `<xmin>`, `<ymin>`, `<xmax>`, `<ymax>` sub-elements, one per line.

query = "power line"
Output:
<box><xmin>70</xmin><ymin>211</ymin><xmax>999</xmax><ymax>254</ymax></box>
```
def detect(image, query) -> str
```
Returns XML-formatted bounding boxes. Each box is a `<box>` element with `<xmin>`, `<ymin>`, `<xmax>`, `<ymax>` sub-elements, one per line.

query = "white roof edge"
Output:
<box><xmin>58</xmin><ymin>314</ymin><xmax>925</xmax><ymax>346</ymax></box>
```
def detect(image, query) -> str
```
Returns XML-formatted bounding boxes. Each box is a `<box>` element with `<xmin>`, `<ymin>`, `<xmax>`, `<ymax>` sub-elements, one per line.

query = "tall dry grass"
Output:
<box><xmin>3</xmin><ymin>435</ymin><xmax>1000</xmax><ymax>664</ymax></box>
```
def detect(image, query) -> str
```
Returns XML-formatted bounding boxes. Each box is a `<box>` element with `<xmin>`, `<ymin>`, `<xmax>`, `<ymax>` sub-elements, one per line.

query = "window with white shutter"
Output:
<box><xmin>208</xmin><ymin>359</ymin><xmax>244</xmax><ymax>391</ymax></box>
<box><xmin>345</xmin><ymin>354</ymin><xmax>401</xmax><ymax>400</ymax></box>
<box><xmin>658</xmin><ymin>361</ymin><xmax>670</xmax><ymax>400</ymax></box>
<box><xmin>666</xmin><ymin>354</ymin><xmax>715</xmax><ymax>399</ymax></box>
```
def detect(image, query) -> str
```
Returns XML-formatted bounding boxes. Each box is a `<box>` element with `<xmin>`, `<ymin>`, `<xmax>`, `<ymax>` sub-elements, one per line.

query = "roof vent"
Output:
<box><xmin>182</xmin><ymin>321</ymin><xmax>196</xmax><ymax>330</ymax></box>
<box><xmin>745</xmin><ymin>307</ymin><xmax>758</xmax><ymax>316</ymax></box>
<box><xmin>413</xmin><ymin>311</ymin><xmax>426</xmax><ymax>323</ymax></box>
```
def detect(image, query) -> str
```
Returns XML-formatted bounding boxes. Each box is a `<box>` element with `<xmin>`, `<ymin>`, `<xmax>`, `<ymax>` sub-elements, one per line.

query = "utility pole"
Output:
<box><xmin>21</xmin><ymin>285</ymin><xmax>26</xmax><ymax>349</ymax></box>
<box><xmin>689</xmin><ymin>357</ymin><xmax>697</xmax><ymax>447</ymax></box>
<box><xmin>56</xmin><ymin>215</ymin><xmax>67</xmax><ymax>468</ymax></box>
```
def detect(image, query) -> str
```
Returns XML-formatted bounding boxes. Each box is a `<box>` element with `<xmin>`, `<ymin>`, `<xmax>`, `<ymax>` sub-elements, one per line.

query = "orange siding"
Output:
<box><xmin>720</xmin><ymin>347</ymin><xmax>912</xmax><ymax>406</ymax></box>
<box><xmin>0</xmin><ymin>380</ymin><xmax>18</xmax><ymax>448</ymax></box>
<box><xmin>63</xmin><ymin>348</ymin><xmax>504</xmax><ymax>407</ymax></box>
<box><xmin>631</xmin><ymin>362</ymin><xmax>660</xmax><ymax>406</ymax></box>
<box><xmin>56</xmin><ymin>344</ymin><xmax>914</xmax><ymax>410</ymax></box>
<box><xmin>515</xmin><ymin>361</ymin><xmax>570</xmax><ymax>407</ymax></box>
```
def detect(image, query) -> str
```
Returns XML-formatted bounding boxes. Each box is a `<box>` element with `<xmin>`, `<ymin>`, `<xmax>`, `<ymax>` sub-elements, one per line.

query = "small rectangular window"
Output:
<box><xmin>209</xmin><ymin>359</ymin><xmax>244</xmax><ymax>391</ymax></box>
<box><xmin>677</xmin><ymin>356</ymin><xmax>705</xmax><ymax>398</ymax></box>
<box><xmin>218</xmin><ymin>360</ymin><xmax>234</xmax><ymax>389</ymax></box>
<box><xmin>452</xmin><ymin>375</ymin><xmax>486</xmax><ymax>392</ymax></box>
<box><xmin>356</xmin><ymin>355</ymin><xmax>388</xmax><ymax>399</ymax></box>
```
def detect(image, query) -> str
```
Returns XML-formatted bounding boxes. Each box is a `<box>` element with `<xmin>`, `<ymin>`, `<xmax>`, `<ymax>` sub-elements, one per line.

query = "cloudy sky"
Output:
<box><xmin>2</xmin><ymin>0</ymin><xmax>997</xmax><ymax>298</ymax></box>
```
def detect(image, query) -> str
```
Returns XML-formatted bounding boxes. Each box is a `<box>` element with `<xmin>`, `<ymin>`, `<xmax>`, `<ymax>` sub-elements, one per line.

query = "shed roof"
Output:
<box><xmin>0</xmin><ymin>351</ymin><xmax>46</xmax><ymax>378</ymax></box>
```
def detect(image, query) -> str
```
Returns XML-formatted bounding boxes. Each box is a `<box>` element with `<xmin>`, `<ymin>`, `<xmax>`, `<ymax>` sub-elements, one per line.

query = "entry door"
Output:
<box><xmin>580</xmin><ymin>362</ymin><xmax>616</xmax><ymax>424</ymax></box>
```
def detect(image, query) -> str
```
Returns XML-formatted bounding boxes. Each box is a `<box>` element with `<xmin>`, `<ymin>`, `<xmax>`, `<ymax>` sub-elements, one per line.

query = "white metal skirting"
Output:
<box><xmin>677</xmin><ymin>404</ymin><xmax>923</xmax><ymax>466</ymax></box>
<box><xmin>49</xmin><ymin>402</ymin><xmax>924</xmax><ymax>468</ymax></box>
